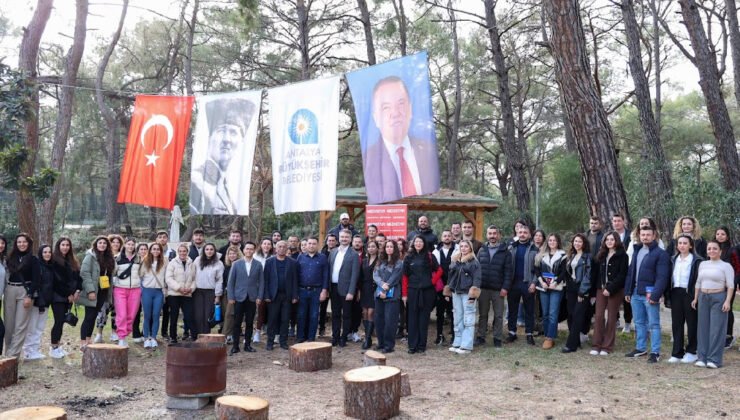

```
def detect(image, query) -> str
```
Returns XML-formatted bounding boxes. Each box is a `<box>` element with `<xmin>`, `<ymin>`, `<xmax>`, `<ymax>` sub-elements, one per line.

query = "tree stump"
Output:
<box><xmin>289</xmin><ymin>342</ymin><xmax>332</xmax><ymax>372</ymax></box>
<box><xmin>363</xmin><ymin>350</ymin><xmax>386</xmax><ymax>367</ymax></box>
<box><xmin>0</xmin><ymin>357</ymin><xmax>18</xmax><ymax>388</ymax></box>
<box><xmin>215</xmin><ymin>395</ymin><xmax>269</xmax><ymax>420</ymax></box>
<box><xmin>82</xmin><ymin>344</ymin><xmax>128</xmax><ymax>378</ymax></box>
<box><xmin>343</xmin><ymin>366</ymin><xmax>401</xmax><ymax>420</ymax></box>
<box><xmin>400</xmin><ymin>373</ymin><xmax>411</xmax><ymax>397</ymax></box>
<box><xmin>197</xmin><ymin>334</ymin><xmax>226</xmax><ymax>344</ymax></box>
<box><xmin>0</xmin><ymin>406</ymin><xmax>67</xmax><ymax>420</ymax></box>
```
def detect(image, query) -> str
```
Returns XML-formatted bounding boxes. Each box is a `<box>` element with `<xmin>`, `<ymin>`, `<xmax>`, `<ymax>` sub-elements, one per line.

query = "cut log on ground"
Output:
<box><xmin>0</xmin><ymin>357</ymin><xmax>19</xmax><ymax>388</ymax></box>
<box><xmin>400</xmin><ymin>373</ymin><xmax>411</xmax><ymax>397</ymax></box>
<box><xmin>344</xmin><ymin>365</ymin><xmax>401</xmax><ymax>420</ymax></box>
<box><xmin>289</xmin><ymin>342</ymin><xmax>332</xmax><ymax>372</ymax></box>
<box><xmin>215</xmin><ymin>395</ymin><xmax>269</xmax><ymax>420</ymax></box>
<box><xmin>82</xmin><ymin>344</ymin><xmax>128</xmax><ymax>378</ymax></box>
<box><xmin>197</xmin><ymin>334</ymin><xmax>226</xmax><ymax>344</ymax></box>
<box><xmin>363</xmin><ymin>350</ymin><xmax>386</xmax><ymax>366</ymax></box>
<box><xmin>0</xmin><ymin>406</ymin><xmax>67</xmax><ymax>420</ymax></box>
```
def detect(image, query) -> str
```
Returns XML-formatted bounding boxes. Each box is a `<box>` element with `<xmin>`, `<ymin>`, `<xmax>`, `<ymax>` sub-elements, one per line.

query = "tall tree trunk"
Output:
<box><xmin>39</xmin><ymin>0</ymin><xmax>89</xmax><ymax>244</ymax></box>
<box><xmin>96</xmin><ymin>0</ymin><xmax>127</xmax><ymax>233</ymax></box>
<box><xmin>724</xmin><ymin>0</ymin><xmax>740</xmax><ymax>106</ymax></box>
<box><xmin>445</xmin><ymin>0</ymin><xmax>462</xmax><ymax>190</ymax></box>
<box><xmin>648</xmin><ymin>0</ymin><xmax>662</xmax><ymax>132</ymax></box>
<box><xmin>356</xmin><ymin>0</ymin><xmax>376</xmax><ymax>65</ymax></box>
<box><xmin>484</xmin><ymin>0</ymin><xmax>530</xmax><ymax>213</ymax></box>
<box><xmin>678</xmin><ymin>0</ymin><xmax>740</xmax><ymax>191</ymax></box>
<box><xmin>297</xmin><ymin>0</ymin><xmax>311</xmax><ymax>79</ymax></box>
<box><xmin>620</xmin><ymin>0</ymin><xmax>673</xmax><ymax>238</ymax></box>
<box><xmin>391</xmin><ymin>0</ymin><xmax>408</xmax><ymax>56</ymax></box>
<box><xmin>544</xmin><ymin>0</ymin><xmax>631</xmax><ymax>226</ymax></box>
<box><xmin>17</xmin><ymin>0</ymin><xmax>54</xmax><ymax>242</ymax></box>
<box><xmin>181</xmin><ymin>0</ymin><xmax>200</xmax><ymax>242</ymax></box>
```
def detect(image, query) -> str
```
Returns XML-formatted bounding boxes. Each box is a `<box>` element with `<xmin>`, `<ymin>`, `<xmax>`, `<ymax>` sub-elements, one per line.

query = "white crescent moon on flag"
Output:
<box><xmin>140</xmin><ymin>114</ymin><xmax>174</xmax><ymax>150</ymax></box>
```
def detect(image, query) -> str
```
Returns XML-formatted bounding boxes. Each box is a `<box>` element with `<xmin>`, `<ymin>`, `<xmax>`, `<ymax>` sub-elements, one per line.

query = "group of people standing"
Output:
<box><xmin>1</xmin><ymin>213</ymin><xmax>737</xmax><ymax>369</ymax></box>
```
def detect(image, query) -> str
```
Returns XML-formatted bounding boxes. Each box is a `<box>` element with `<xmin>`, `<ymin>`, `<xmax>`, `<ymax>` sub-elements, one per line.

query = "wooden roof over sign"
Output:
<box><xmin>335</xmin><ymin>187</ymin><xmax>499</xmax><ymax>212</ymax></box>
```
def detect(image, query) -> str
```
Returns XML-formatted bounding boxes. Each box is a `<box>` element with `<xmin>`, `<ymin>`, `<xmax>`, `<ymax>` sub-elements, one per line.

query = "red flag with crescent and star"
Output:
<box><xmin>117</xmin><ymin>95</ymin><xmax>194</xmax><ymax>209</ymax></box>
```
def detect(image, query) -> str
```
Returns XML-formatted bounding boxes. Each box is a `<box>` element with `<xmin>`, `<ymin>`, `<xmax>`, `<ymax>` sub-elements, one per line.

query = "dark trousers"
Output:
<box><xmin>728</xmin><ymin>289</ymin><xmax>736</xmax><ymax>337</ymax></box>
<box><xmin>670</xmin><ymin>288</ymin><xmax>698</xmax><ymax>357</ymax></box>
<box><xmin>192</xmin><ymin>288</ymin><xmax>216</xmax><ymax>337</ymax></box>
<box><xmin>51</xmin><ymin>302</ymin><xmax>69</xmax><ymax>344</ymax></box>
<box><xmin>233</xmin><ymin>300</ymin><xmax>257</xmax><ymax>348</ymax></box>
<box><xmin>161</xmin><ymin>300</ymin><xmax>170</xmax><ymax>337</ymax></box>
<box><xmin>406</xmin><ymin>287</ymin><xmax>436</xmax><ymax>351</ymax></box>
<box><xmin>0</xmin><ymin>310</ymin><xmax>4</xmax><ymax>355</ymax></box>
<box><xmin>168</xmin><ymin>296</ymin><xmax>195</xmax><ymax>340</ymax></box>
<box><xmin>435</xmin><ymin>291</ymin><xmax>453</xmax><ymax>336</ymax></box>
<box><xmin>268</xmin><ymin>292</ymin><xmax>291</xmax><ymax>346</ymax></box>
<box><xmin>351</xmin><ymin>299</ymin><xmax>362</xmax><ymax>333</ymax></box>
<box><xmin>132</xmin><ymin>303</ymin><xmax>143</xmax><ymax>338</ymax></box>
<box><xmin>622</xmin><ymin>297</ymin><xmax>633</xmax><ymax>323</ymax></box>
<box><xmin>507</xmin><ymin>281</ymin><xmax>535</xmax><ymax>334</ymax></box>
<box><xmin>375</xmin><ymin>298</ymin><xmax>399</xmax><ymax>351</ymax></box>
<box><xmin>331</xmin><ymin>284</ymin><xmax>353</xmax><ymax>340</ymax></box>
<box><xmin>398</xmin><ymin>300</ymin><xmax>407</xmax><ymax>334</ymax></box>
<box><xmin>319</xmin><ymin>298</ymin><xmax>329</xmax><ymax>333</ymax></box>
<box><xmin>297</xmin><ymin>287</ymin><xmax>321</xmax><ymax>341</ymax></box>
<box><xmin>581</xmin><ymin>300</ymin><xmax>594</xmax><ymax>335</ymax></box>
<box><xmin>81</xmin><ymin>289</ymin><xmax>108</xmax><ymax>340</ymax></box>
<box><xmin>565</xmin><ymin>291</ymin><xmax>589</xmax><ymax>350</ymax></box>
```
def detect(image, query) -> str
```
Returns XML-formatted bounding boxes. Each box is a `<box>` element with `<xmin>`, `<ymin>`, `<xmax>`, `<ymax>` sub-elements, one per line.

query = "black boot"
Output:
<box><xmin>362</xmin><ymin>321</ymin><xmax>373</xmax><ymax>350</ymax></box>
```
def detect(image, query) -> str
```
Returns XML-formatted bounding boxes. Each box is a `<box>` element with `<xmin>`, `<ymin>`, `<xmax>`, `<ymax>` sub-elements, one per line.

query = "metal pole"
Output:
<box><xmin>535</xmin><ymin>178</ymin><xmax>540</xmax><ymax>229</ymax></box>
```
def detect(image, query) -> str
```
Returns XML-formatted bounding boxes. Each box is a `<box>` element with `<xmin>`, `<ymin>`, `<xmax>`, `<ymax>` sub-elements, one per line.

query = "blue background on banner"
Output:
<box><xmin>346</xmin><ymin>51</ymin><xmax>436</xmax><ymax>154</ymax></box>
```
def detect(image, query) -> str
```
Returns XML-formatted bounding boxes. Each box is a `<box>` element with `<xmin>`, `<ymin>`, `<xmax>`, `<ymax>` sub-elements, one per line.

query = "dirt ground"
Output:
<box><xmin>2</xmin><ymin>309</ymin><xmax>739</xmax><ymax>419</ymax></box>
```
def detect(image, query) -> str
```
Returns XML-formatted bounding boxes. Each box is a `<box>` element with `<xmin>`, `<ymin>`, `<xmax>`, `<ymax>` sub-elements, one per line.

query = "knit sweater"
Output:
<box><xmin>192</xmin><ymin>256</ymin><xmax>225</xmax><ymax>296</ymax></box>
<box><xmin>696</xmin><ymin>260</ymin><xmax>734</xmax><ymax>290</ymax></box>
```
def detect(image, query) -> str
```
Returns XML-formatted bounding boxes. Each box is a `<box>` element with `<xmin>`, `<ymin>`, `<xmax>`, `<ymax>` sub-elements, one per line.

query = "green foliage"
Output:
<box><xmin>0</xmin><ymin>62</ymin><xmax>59</xmax><ymax>199</ymax></box>
<box><xmin>539</xmin><ymin>153</ymin><xmax>589</xmax><ymax>233</ymax></box>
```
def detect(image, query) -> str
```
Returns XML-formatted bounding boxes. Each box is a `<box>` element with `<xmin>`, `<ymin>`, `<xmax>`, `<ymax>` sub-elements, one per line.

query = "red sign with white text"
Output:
<box><xmin>365</xmin><ymin>204</ymin><xmax>408</xmax><ymax>241</ymax></box>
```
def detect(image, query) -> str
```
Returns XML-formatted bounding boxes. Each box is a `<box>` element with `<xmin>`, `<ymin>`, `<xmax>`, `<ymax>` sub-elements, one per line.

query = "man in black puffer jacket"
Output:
<box><xmin>407</xmin><ymin>215</ymin><xmax>438</xmax><ymax>253</ymax></box>
<box><xmin>475</xmin><ymin>225</ymin><xmax>513</xmax><ymax>347</ymax></box>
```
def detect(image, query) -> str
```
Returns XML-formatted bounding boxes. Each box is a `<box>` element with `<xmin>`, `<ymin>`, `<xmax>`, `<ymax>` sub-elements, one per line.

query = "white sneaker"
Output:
<box><xmin>580</xmin><ymin>333</ymin><xmax>589</xmax><ymax>344</ymax></box>
<box><xmin>93</xmin><ymin>333</ymin><xmax>103</xmax><ymax>344</ymax></box>
<box><xmin>110</xmin><ymin>332</ymin><xmax>119</xmax><ymax>341</ymax></box>
<box><xmin>681</xmin><ymin>353</ymin><xmax>698</xmax><ymax>363</ymax></box>
<box><xmin>622</xmin><ymin>323</ymin><xmax>632</xmax><ymax>333</ymax></box>
<box><xmin>143</xmin><ymin>338</ymin><xmax>152</xmax><ymax>349</ymax></box>
<box><xmin>274</xmin><ymin>335</ymin><xmax>280</xmax><ymax>344</ymax></box>
<box><xmin>25</xmin><ymin>350</ymin><xmax>46</xmax><ymax>360</ymax></box>
<box><xmin>252</xmin><ymin>330</ymin><xmax>261</xmax><ymax>343</ymax></box>
<box><xmin>667</xmin><ymin>356</ymin><xmax>681</xmax><ymax>363</ymax></box>
<box><xmin>455</xmin><ymin>348</ymin><xmax>471</xmax><ymax>354</ymax></box>
<box><xmin>706</xmin><ymin>362</ymin><xmax>718</xmax><ymax>369</ymax></box>
<box><xmin>49</xmin><ymin>347</ymin><xmax>65</xmax><ymax>359</ymax></box>
<box><xmin>599</xmin><ymin>351</ymin><xmax>609</xmax><ymax>356</ymax></box>
<box><xmin>694</xmin><ymin>361</ymin><xmax>706</xmax><ymax>368</ymax></box>
<box><xmin>449</xmin><ymin>347</ymin><xmax>459</xmax><ymax>352</ymax></box>
<box><xmin>118</xmin><ymin>339</ymin><xmax>128</xmax><ymax>348</ymax></box>
<box><xmin>589</xmin><ymin>350</ymin><xmax>599</xmax><ymax>356</ymax></box>
<box><xmin>150</xmin><ymin>339</ymin><xmax>158</xmax><ymax>348</ymax></box>
<box><xmin>133</xmin><ymin>337</ymin><xmax>145</xmax><ymax>343</ymax></box>
<box><xmin>352</xmin><ymin>332</ymin><xmax>362</xmax><ymax>342</ymax></box>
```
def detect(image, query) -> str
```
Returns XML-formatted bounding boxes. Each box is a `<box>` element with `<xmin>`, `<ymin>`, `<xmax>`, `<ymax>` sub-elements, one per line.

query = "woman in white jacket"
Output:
<box><xmin>166</xmin><ymin>244</ymin><xmax>195</xmax><ymax>344</ymax></box>
<box><xmin>190</xmin><ymin>243</ymin><xmax>224</xmax><ymax>337</ymax></box>
<box><xmin>112</xmin><ymin>238</ymin><xmax>140</xmax><ymax>347</ymax></box>
<box><xmin>139</xmin><ymin>243</ymin><xmax>167</xmax><ymax>349</ymax></box>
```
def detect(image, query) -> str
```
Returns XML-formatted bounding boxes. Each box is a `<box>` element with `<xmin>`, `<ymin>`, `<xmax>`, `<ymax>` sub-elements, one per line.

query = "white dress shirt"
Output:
<box><xmin>672</xmin><ymin>253</ymin><xmax>693</xmax><ymax>288</ymax></box>
<box><xmin>382</xmin><ymin>136</ymin><xmax>422</xmax><ymax>195</ymax></box>
<box><xmin>332</xmin><ymin>246</ymin><xmax>348</xmax><ymax>284</ymax></box>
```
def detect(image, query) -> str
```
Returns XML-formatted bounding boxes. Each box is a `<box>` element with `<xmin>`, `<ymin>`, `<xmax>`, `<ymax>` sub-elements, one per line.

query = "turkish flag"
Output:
<box><xmin>118</xmin><ymin>95</ymin><xmax>194</xmax><ymax>209</ymax></box>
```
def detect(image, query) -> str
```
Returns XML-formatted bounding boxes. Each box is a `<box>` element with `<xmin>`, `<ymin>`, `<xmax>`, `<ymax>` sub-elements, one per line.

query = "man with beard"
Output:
<box><xmin>407</xmin><ymin>215</ymin><xmax>438</xmax><ymax>253</ymax></box>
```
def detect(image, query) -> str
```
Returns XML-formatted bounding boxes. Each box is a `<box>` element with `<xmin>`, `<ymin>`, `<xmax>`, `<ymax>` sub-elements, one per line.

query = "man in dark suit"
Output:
<box><xmin>227</xmin><ymin>241</ymin><xmax>264</xmax><ymax>354</ymax></box>
<box><xmin>262</xmin><ymin>241</ymin><xmax>298</xmax><ymax>350</ymax></box>
<box><xmin>363</xmin><ymin>76</ymin><xmax>440</xmax><ymax>204</ymax></box>
<box><xmin>329</xmin><ymin>229</ymin><xmax>360</xmax><ymax>346</ymax></box>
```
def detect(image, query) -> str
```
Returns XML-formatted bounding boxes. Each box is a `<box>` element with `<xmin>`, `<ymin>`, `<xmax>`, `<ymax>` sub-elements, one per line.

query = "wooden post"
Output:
<box><xmin>319</xmin><ymin>210</ymin><xmax>334</xmax><ymax>242</ymax></box>
<box><xmin>343</xmin><ymin>366</ymin><xmax>401</xmax><ymax>420</ymax></box>
<box><xmin>0</xmin><ymin>357</ymin><xmax>19</xmax><ymax>388</ymax></box>
<box><xmin>400</xmin><ymin>372</ymin><xmax>411</xmax><ymax>397</ymax></box>
<box><xmin>475</xmin><ymin>208</ymin><xmax>485</xmax><ymax>241</ymax></box>
<box><xmin>0</xmin><ymin>406</ymin><xmax>67</xmax><ymax>420</ymax></box>
<box><xmin>82</xmin><ymin>344</ymin><xmax>128</xmax><ymax>378</ymax></box>
<box><xmin>215</xmin><ymin>396</ymin><xmax>269</xmax><ymax>420</ymax></box>
<box><xmin>289</xmin><ymin>342</ymin><xmax>332</xmax><ymax>372</ymax></box>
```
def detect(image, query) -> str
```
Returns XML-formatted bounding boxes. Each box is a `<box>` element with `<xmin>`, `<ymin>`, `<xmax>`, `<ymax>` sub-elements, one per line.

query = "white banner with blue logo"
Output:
<box><xmin>268</xmin><ymin>76</ymin><xmax>340</xmax><ymax>215</ymax></box>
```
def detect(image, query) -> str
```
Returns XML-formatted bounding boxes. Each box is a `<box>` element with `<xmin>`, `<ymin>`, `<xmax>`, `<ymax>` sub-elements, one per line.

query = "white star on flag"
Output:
<box><xmin>145</xmin><ymin>152</ymin><xmax>160</xmax><ymax>166</ymax></box>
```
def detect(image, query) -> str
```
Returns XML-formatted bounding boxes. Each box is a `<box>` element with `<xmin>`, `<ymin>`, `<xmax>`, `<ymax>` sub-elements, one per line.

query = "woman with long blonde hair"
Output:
<box><xmin>667</xmin><ymin>216</ymin><xmax>706</xmax><ymax>258</ymax></box>
<box><xmin>140</xmin><ymin>243</ymin><xmax>166</xmax><ymax>349</ymax></box>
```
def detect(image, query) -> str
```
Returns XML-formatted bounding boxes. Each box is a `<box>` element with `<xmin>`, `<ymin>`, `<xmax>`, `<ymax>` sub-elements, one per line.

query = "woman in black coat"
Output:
<box><xmin>49</xmin><ymin>237</ymin><xmax>80</xmax><ymax>358</ymax></box>
<box><xmin>359</xmin><ymin>240</ymin><xmax>379</xmax><ymax>349</ymax></box>
<box><xmin>403</xmin><ymin>236</ymin><xmax>439</xmax><ymax>354</ymax></box>
<box><xmin>23</xmin><ymin>245</ymin><xmax>55</xmax><ymax>360</ymax></box>
<box><xmin>590</xmin><ymin>231</ymin><xmax>628</xmax><ymax>355</ymax></box>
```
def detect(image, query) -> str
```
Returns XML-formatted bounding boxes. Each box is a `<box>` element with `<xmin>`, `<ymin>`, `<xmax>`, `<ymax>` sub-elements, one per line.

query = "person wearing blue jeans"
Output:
<box><xmin>295</xmin><ymin>238</ymin><xmax>329</xmax><ymax>342</ymax></box>
<box><xmin>141</xmin><ymin>286</ymin><xmax>164</xmax><ymax>344</ymax></box>
<box><xmin>624</xmin><ymin>225</ymin><xmax>670</xmax><ymax>363</ymax></box>
<box><xmin>446</xmin><ymin>240</ymin><xmax>481</xmax><ymax>354</ymax></box>
<box><xmin>506</xmin><ymin>225</ymin><xmax>539</xmax><ymax>345</ymax></box>
<box><xmin>534</xmin><ymin>235</ymin><xmax>566</xmax><ymax>350</ymax></box>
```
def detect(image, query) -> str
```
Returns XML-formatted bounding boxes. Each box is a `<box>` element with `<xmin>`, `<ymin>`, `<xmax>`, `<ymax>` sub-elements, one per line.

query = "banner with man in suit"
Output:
<box><xmin>346</xmin><ymin>51</ymin><xmax>440</xmax><ymax>205</ymax></box>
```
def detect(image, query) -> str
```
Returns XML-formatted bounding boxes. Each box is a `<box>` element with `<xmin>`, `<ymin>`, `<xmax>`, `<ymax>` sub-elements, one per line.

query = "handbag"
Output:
<box><xmin>99</xmin><ymin>269</ymin><xmax>110</xmax><ymax>289</ymax></box>
<box><xmin>64</xmin><ymin>305</ymin><xmax>79</xmax><ymax>327</ymax></box>
<box><xmin>429</xmin><ymin>253</ymin><xmax>444</xmax><ymax>292</ymax></box>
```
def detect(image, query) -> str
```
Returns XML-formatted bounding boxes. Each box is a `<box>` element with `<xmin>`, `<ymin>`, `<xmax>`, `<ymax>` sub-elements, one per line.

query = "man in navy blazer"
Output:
<box><xmin>227</xmin><ymin>241</ymin><xmax>264</xmax><ymax>354</ymax></box>
<box><xmin>262</xmin><ymin>241</ymin><xmax>298</xmax><ymax>350</ymax></box>
<box><xmin>329</xmin><ymin>229</ymin><xmax>360</xmax><ymax>346</ymax></box>
<box><xmin>363</xmin><ymin>76</ymin><xmax>440</xmax><ymax>204</ymax></box>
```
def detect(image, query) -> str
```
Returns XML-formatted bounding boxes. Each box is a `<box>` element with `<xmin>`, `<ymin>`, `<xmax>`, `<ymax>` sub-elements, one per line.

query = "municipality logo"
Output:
<box><xmin>288</xmin><ymin>108</ymin><xmax>318</xmax><ymax>145</ymax></box>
